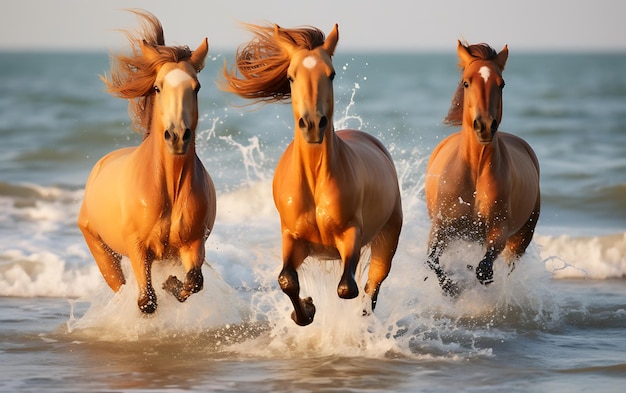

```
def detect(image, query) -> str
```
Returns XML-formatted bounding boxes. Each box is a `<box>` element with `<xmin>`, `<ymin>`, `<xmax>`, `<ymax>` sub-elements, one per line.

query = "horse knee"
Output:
<box><xmin>278</xmin><ymin>267</ymin><xmax>299</xmax><ymax>297</ymax></box>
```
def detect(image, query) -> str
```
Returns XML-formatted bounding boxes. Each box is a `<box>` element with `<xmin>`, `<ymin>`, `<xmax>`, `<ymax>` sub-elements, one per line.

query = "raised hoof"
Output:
<box><xmin>476</xmin><ymin>260</ymin><xmax>494</xmax><ymax>285</ymax></box>
<box><xmin>337</xmin><ymin>277</ymin><xmax>359</xmax><ymax>300</ymax></box>
<box><xmin>291</xmin><ymin>297</ymin><xmax>316</xmax><ymax>326</ymax></box>
<box><xmin>163</xmin><ymin>275</ymin><xmax>186</xmax><ymax>302</ymax></box>
<box><xmin>138</xmin><ymin>292</ymin><xmax>157</xmax><ymax>314</ymax></box>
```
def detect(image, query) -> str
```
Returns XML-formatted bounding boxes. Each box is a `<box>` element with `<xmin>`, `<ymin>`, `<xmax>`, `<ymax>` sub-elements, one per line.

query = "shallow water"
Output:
<box><xmin>1</xmin><ymin>50</ymin><xmax>625</xmax><ymax>392</ymax></box>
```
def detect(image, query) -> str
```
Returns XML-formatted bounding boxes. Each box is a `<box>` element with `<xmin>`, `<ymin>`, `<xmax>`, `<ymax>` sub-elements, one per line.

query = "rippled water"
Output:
<box><xmin>0</xmin><ymin>50</ymin><xmax>625</xmax><ymax>392</ymax></box>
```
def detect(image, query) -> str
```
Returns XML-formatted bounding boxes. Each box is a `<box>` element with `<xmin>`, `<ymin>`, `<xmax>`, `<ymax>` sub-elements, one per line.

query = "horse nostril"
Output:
<box><xmin>473</xmin><ymin>119</ymin><xmax>481</xmax><ymax>132</ymax></box>
<box><xmin>491</xmin><ymin>119</ymin><xmax>498</xmax><ymax>132</ymax></box>
<box><xmin>319</xmin><ymin>116</ymin><xmax>328</xmax><ymax>130</ymax></box>
<box><xmin>164</xmin><ymin>130</ymin><xmax>172</xmax><ymax>141</ymax></box>
<box><xmin>182</xmin><ymin>129</ymin><xmax>192</xmax><ymax>142</ymax></box>
<box><xmin>298</xmin><ymin>118</ymin><xmax>307</xmax><ymax>130</ymax></box>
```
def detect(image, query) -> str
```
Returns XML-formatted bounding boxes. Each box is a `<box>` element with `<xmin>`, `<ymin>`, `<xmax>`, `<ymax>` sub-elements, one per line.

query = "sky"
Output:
<box><xmin>1</xmin><ymin>0</ymin><xmax>625</xmax><ymax>53</ymax></box>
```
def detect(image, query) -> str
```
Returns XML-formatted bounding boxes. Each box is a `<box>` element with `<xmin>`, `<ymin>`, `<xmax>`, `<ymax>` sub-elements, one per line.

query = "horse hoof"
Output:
<box><xmin>291</xmin><ymin>297</ymin><xmax>315</xmax><ymax>326</ymax></box>
<box><xmin>476</xmin><ymin>260</ymin><xmax>494</xmax><ymax>285</ymax></box>
<box><xmin>163</xmin><ymin>275</ymin><xmax>185</xmax><ymax>301</ymax></box>
<box><xmin>138</xmin><ymin>296</ymin><xmax>157</xmax><ymax>314</ymax></box>
<box><xmin>337</xmin><ymin>277</ymin><xmax>359</xmax><ymax>299</ymax></box>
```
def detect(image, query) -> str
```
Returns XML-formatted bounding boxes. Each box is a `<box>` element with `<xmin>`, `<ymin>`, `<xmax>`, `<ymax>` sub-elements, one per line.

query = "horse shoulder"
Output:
<box><xmin>425</xmin><ymin>133</ymin><xmax>469</xmax><ymax>211</ymax></box>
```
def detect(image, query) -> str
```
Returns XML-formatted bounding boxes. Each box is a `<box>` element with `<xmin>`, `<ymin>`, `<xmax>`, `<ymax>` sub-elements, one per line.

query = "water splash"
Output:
<box><xmin>219</xmin><ymin>134</ymin><xmax>268</xmax><ymax>183</ymax></box>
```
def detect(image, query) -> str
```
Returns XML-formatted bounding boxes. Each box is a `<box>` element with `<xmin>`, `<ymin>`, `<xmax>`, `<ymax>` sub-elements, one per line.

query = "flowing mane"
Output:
<box><xmin>102</xmin><ymin>9</ymin><xmax>194</xmax><ymax>136</ymax></box>
<box><xmin>221</xmin><ymin>23</ymin><xmax>326</xmax><ymax>103</ymax></box>
<box><xmin>444</xmin><ymin>42</ymin><xmax>501</xmax><ymax>126</ymax></box>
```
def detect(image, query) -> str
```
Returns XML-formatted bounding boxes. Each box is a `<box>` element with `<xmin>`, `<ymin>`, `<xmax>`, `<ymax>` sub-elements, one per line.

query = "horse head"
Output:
<box><xmin>457</xmin><ymin>40</ymin><xmax>508</xmax><ymax>145</ymax></box>
<box><xmin>279</xmin><ymin>24</ymin><xmax>339</xmax><ymax>144</ymax></box>
<box><xmin>143</xmin><ymin>38</ymin><xmax>208</xmax><ymax>155</ymax></box>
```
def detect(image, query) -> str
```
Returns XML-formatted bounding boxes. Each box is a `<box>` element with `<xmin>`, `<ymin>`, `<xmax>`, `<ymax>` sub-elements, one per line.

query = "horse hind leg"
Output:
<box><xmin>363</xmin><ymin>211</ymin><xmax>403</xmax><ymax>315</ymax></box>
<box><xmin>505</xmin><ymin>207</ymin><xmax>540</xmax><ymax>272</ymax></box>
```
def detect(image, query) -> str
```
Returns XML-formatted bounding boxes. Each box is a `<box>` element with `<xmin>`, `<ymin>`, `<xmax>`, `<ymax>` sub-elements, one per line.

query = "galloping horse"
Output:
<box><xmin>78</xmin><ymin>10</ymin><xmax>216</xmax><ymax>313</ymax></box>
<box><xmin>425</xmin><ymin>41</ymin><xmax>540</xmax><ymax>296</ymax></box>
<box><xmin>222</xmin><ymin>23</ymin><xmax>403</xmax><ymax>325</ymax></box>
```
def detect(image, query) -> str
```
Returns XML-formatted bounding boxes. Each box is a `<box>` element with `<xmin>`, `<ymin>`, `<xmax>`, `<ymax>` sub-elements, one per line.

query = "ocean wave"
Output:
<box><xmin>536</xmin><ymin>232</ymin><xmax>626</xmax><ymax>279</ymax></box>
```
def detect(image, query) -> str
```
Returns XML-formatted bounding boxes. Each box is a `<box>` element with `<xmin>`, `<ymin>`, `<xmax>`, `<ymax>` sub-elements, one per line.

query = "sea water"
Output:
<box><xmin>0</xmin><ymin>51</ymin><xmax>625</xmax><ymax>392</ymax></box>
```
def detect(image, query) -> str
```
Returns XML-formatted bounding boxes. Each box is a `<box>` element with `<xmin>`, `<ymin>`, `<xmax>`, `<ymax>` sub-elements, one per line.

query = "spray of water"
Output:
<box><xmin>63</xmin><ymin>59</ymin><xmax>563</xmax><ymax>360</ymax></box>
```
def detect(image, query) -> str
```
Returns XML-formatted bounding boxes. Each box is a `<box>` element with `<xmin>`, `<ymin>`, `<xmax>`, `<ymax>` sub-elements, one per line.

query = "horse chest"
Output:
<box><xmin>281</xmin><ymin>190</ymin><xmax>346</xmax><ymax>245</ymax></box>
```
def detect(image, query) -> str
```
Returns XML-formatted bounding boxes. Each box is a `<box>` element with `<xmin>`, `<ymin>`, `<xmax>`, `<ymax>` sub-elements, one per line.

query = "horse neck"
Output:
<box><xmin>293</xmin><ymin>124</ymin><xmax>339</xmax><ymax>185</ymax></box>
<box><xmin>143</xmin><ymin>123</ymin><xmax>197</xmax><ymax>201</ymax></box>
<box><xmin>460</xmin><ymin>124</ymin><xmax>502</xmax><ymax>177</ymax></box>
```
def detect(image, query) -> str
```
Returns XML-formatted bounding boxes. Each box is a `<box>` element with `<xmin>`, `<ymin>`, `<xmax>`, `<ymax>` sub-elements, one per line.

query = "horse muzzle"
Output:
<box><xmin>164</xmin><ymin>128</ymin><xmax>192</xmax><ymax>155</ymax></box>
<box><xmin>473</xmin><ymin>116</ymin><xmax>498</xmax><ymax>144</ymax></box>
<box><xmin>298</xmin><ymin>114</ymin><xmax>329</xmax><ymax>144</ymax></box>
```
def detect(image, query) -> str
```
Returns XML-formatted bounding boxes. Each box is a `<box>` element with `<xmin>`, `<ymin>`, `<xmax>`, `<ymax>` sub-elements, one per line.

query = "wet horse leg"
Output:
<box><xmin>363</xmin><ymin>213</ymin><xmax>402</xmax><ymax>314</ymax></box>
<box><xmin>79</xmin><ymin>227</ymin><xmax>125</xmax><ymax>291</ymax></box>
<box><xmin>336</xmin><ymin>226</ymin><xmax>361</xmax><ymax>300</ymax></box>
<box><xmin>129</xmin><ymin>248</ymin><xmax>157</xmax><ymax>313</ymax></box>
<box><xmin>278</xmin><ymin>236</ymin><xmax>315</xmax><ymax>326</ymax></box>
<box><xmin>163</xmin><ymin>240</ymin><xmax>205</xmax><ymax>302</ymax></box>
<box><xmin>426</xmin><ymin>226</ymin><xmax>460</xmax><ymax>297</ymax></box>
<box><xmin>504</xmin><ymin>207</ymin><xmax>540</xmax><ymax>271</ymax></box>
<box><xmin>475</xmin><ymin>224</ymin><xmax>508</xmax><ymax>285</ymax></box>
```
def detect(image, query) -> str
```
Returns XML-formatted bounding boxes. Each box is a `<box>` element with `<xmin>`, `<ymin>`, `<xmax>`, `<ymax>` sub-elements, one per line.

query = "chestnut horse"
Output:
<box><xmin>78</xmin><ymin>10</ymin><xmax>216</xmax><ymax>313</ymax></box>
<box><xmin>222</xmin><ymin>23</ymin><xmax>402</xmax><ymax>326</ymax></box>
<box><xmin>425</xmin><ymin>41</ymin><xmax>540</xmax><ymax>296</ymax></box>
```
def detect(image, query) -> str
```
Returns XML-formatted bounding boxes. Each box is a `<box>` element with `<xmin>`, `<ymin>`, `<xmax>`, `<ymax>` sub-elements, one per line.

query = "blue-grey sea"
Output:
<box><xmin>1</xmin><ymin>50</ymin><xmax>625</xmax><ymax>392</ymax></box>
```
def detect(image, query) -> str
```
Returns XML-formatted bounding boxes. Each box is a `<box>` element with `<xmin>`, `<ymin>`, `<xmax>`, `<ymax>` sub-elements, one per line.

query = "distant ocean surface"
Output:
<box><xmin>1</xmin><ymin>50</ymin><xmax>625</xmax><ymax>392</ymax></box>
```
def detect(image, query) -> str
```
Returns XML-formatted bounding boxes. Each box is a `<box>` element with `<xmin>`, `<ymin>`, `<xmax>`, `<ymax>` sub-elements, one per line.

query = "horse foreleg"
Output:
<box><xmin>78</xmin><ymin>226</ymin><xmax>125</xmax><ymax>291</ymax></box>
<box><xmin>129</xmin><ymin>248</ymin><xmax>157</xmax><ymax>313</ymax></box>
<box><xmin>336</xmin><ymin>226</ymin><xmax>361</xmax><ymax>300</ymax></box>
<box><xmin>163</xmin><ymin>242</ymin><xmax>205</xmax><ymax>302</ymax></box>
<box><xmin>426</xmin><ymin>227</ymin><xmax>459</xmax><ymax>297</ymax></box>
<box><xmin>476</xmin><ymin>225</ymin><xmax>508</xmax><ymax>285</ymax></box>
<box><xmin>278</xmin><ymin>236</ymin><xmax>315</xmax><ymax>326</ymax></box>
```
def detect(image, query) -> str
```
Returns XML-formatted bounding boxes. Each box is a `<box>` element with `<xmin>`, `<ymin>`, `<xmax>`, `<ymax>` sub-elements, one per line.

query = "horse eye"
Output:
<box><xmin>194</xmin><ymin>83</ymin><xmax>201</xmax><ymax>93</ymax></box>
<box><xmin>463</xmin><ymin>81</ymin><xmax>469</xmax><ymax>88</ymax></box>
<box><xmin>153</xmin><ymin>85</ymin><xmax>160</xmax><ymax>93</ymax></box>
<box><xmin>501</xmin><ymin>81</ymin><xmax>506</xmax><ymax>89</ymax></box>
<box><xmin>329</xmin><ymin>71</ymin><xmax>336</xmax><ymax>81</ymax></box>
<box><xmin>286</xmin><ymin>75</ymin><xmax>293</xmax><ymax>83</ymax></box>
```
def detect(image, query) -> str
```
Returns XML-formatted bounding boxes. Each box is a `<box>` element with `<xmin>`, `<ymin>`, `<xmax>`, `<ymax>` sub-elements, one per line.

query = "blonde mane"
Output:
<box><xmin>221</xmin><ymin>23</ymin><xmax>326</xmax><ymax>103</ymax></box>
<box><xmin>102</xmin><ymin>9</ymin><xmax>194</xmax><ymax>136</ymax></box>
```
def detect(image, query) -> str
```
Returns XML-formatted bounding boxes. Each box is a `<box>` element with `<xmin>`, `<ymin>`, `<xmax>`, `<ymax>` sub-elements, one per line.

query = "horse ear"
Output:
<box><xmin>274</xmin><ymin>24</ymin><xmax>297</xmax><ymax>57</ymax></box>
<box><xmin>190</xmin><ymin>37</ymin><xmax>209</xmax><ymax>72</ymax></box>
<box><xmin>495</xmin><ymin>44</ymin><xmax>509</xmax><ymax>71</ymax></box>
<box><xmin>456</xmin><ymin>40</ymin><xmax>474</xmax><ymax>68</ymax></box>
<box><xmin>323</xmin><ymin>24</ymin><xmax>339</xmax><ymax>56</ymax></box>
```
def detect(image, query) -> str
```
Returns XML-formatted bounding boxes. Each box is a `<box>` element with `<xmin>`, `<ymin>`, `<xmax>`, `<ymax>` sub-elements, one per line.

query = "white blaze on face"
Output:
<box><xmin>164</xmin><ymin>68</ymin><xmax>193</xmax><ymax>87</ymax></box>
<box><xmin>302</xmin><ymin>55</ymin><xmax>318</xmax><ymax>69</ymax></box>
<box><xmin>479</xmin><ymin>66</ymin><xmax>491</xmax><ymax>83</ymax></box>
